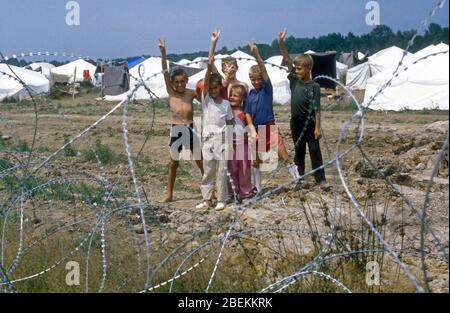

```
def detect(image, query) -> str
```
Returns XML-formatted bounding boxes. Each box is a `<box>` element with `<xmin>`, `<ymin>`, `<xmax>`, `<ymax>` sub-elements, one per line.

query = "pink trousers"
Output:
<box><xmin>228</xmin><ymin>141</ymin><xmax>253</xmax><ymax>199</ymax></box>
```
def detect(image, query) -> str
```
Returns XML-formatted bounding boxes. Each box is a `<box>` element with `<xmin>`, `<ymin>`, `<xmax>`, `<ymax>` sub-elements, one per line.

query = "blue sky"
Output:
<box><xmin>0</xmin><ymin>0</ymin><xmax>448</xmax><ymax>59</ymax></box>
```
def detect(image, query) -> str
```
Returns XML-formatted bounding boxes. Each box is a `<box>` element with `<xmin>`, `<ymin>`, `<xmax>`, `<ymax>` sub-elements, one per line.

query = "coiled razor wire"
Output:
<box><xmin>0</xmin><ymin>0</ymin><xmax>448</xmax><ymax>293</ymax></box>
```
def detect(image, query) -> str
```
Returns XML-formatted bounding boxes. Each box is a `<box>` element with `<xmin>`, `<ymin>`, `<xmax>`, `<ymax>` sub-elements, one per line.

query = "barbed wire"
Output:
<box><xmin>0</xmin><ymin>0</ymin><xmax>448</xmax><ymax>293</ymax></box>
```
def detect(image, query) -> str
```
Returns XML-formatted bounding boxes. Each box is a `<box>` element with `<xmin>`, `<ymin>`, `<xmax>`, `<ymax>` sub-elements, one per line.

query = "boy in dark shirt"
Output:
<box><xmin>278</xmin><ymin>29</ymin><xmax>328</xmax><ymax>189</ymax></box>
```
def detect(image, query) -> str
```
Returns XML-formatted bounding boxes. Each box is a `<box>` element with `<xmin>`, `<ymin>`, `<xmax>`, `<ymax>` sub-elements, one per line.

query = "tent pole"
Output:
<box><xmin>73</xmin><ymin>66</ymin><xmax>77</xmax><ymax>100</ymax></box>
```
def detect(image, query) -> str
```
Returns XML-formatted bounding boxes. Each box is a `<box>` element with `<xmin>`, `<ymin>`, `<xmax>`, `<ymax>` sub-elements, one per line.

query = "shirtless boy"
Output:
<box><xmin>158</xmin><ymin>39</ymin><xmax>204</xmax><ymax>203</ymax></box>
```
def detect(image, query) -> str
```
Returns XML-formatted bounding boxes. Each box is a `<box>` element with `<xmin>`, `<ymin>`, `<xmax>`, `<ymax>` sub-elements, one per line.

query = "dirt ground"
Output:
<box><xmin>0</xmin><ymin>90</ymin><xmax>448</xmax><ymax>292</ymax></box>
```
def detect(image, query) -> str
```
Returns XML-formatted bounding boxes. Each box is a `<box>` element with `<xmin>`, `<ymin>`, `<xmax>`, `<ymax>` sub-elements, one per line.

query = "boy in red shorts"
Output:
<box><xmin>245</xmin><ymin>42</ymin><xmax>300</xmax><ymax>192</ymax></box>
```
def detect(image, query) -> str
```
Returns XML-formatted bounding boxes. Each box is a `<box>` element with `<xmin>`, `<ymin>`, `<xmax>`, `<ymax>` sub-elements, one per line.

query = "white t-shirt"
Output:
<box><xmin>202</xmin><ymin>93</ymin><xmax>233</xmax><ymax>139</ymax></box>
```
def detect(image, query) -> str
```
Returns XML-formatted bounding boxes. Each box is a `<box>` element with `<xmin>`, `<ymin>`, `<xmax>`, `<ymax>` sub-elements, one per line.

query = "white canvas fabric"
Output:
<box><xmin>230</xmin><ymin>50</ymin><xmax>257</xmax><ymax>87</ymax></box>
<box><xmin>26</xmin><ymin>62</ymin><xmax>55</xmax><ymax>80</ymax></box>
<box><xmin>191</xmin><ymin>57</ymin><xmax>208</xmax><ymax>69</ymax></box>
<box><xmin>264</xmin><ymin>56</ymin><xmax>290</xmax><ymax>105</ymax></box>
<box><xmin>336</xmin><ymin>61</ymin><xmax>348</xmax><ymax>80</ymax></box>
<box><xmin>176</xmin><ymin>59</ymin><xmax>192</xmax><ymax>66</ymax></box>
<box><xmin>363</xmin><ymin>43</ymin><xmax>449</xmax><ymax>111</ymax></box>
<box><xmin>265</xmin><ymin>55</ymin><xmax>284</xmax><ymax>66</ymax></box>
<box><xmin>50</xmin><ymin>59</ymin><xmax>96</xmax><ymax>84</ymax></box>
<box><xmin>346</xmin><ymin>46</ymin><xmax>412</xmax><ymax>90</ymax></box>
<box><xmin>0</xmin><ymin>64</ymin><xmax>50</xmax><ymax>100</ymax></box>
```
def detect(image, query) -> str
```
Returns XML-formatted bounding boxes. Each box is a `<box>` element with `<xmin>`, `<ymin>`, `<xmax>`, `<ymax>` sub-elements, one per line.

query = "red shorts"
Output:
<box><xmin>255</xmin><ymin>123</ymin><xmax>283</xmax><ymax>152</ymax></box>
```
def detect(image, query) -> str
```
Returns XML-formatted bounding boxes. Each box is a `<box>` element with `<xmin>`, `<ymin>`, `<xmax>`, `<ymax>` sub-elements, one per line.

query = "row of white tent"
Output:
<box><xmin>0</xmin><ymin>59</ymin><xmax>97</xmax><ymax>100</ymax></box>
<box><xmin>1</xmin><ymin>45</ymin><xmax>448</xmax><ymax>110</ymax></box>
<box><xmin>0</xmin><ymin>51</ymin><xmax>338</xmax><ymax>105</ymax></box>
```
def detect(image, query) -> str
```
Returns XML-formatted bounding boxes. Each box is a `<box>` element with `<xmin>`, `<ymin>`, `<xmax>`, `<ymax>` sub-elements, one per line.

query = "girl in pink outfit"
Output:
<box><xmin>228</xmin><ymin>85</ymin><xmax>258</xmax><ymax>201</ymax></box>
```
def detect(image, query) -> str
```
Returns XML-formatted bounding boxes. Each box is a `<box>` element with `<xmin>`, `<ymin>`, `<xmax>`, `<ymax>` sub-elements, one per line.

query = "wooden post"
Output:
<box><xmin>72</xmin><ymin>66</ymin><xmax>77</xmax><ymax>100</ymax></box>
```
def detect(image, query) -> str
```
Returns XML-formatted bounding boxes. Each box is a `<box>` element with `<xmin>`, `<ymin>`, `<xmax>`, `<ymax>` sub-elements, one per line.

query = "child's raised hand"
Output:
<box><xmin>211</xmin><ymin>29</ymin><xmax>221</xmax><ymax>43</ymax></box>
<box><xmin>222</xmin><ymin>63</ymin><xmax>230</xmax><ymax>76</ymax></box>
<box><xmin>158</xmin><ymin>38</ymin><xmax>166</xmax><ymax>51</ymax></box>
<box><xmin>223</xmin><ymin>63</ymin><xmax>234</xmax><ymax>77</ymax></box>
<box><xmin>278</xmin><ymin>28</ymin><xmax>288</xmax><ymax>43</ymax></box>
<box><xmin>249</xmin><ymin>42</ymin><xmax>259</xmax><ymax>56</ymax></box>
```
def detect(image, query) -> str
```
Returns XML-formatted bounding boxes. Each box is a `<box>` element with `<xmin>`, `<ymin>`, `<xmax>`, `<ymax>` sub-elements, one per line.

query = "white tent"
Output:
<box><xmin>176</xmin><ymin>59</ymin><xmax>192</xmax><ymax>66</ymax></box>
<box><xmin>50</xmin><ymin>59</ymin><xmax>96</xmax><ymax>84</ymax></box>
<box><xmin>363</xmin><ymin>43</ymin><xmax>449</xmax><ymax>111</ymax></box>
<box><xmin>265</xmin><ymin>55</ymin><xmax>284</xmax><ymax>66</ymax></box>
<box><xmin>267</xmin><ymin>63</ymin><xmax>291</xmax><ymax>105</ymax></box>
<box><xmin>105</xmin><ymin>57</ymin><xmax>169</xmax><ymax>101</ymax></box>
<box><xmin>263</xmin><ymin>55</ymin><xmax>291</xmax><ymax>105</ymax></box>
<box><xmin>26</xmin><ymin>62</ymin><xmax>55</xmax><ymax>80</ymax></box>
<box><xmin>346</xmin><ymin>46</ymin><xmax>412</xmax><ymax>90</ymax></box>
<box><xmin>336</xmin><ymin>61</ymin><xmax>349</xmax><ymax>81</ymax></box>
<box><xmin>0</xmin><ymin>64</ymin><xmax>50</xmax><ymax>100</ymax></box>
<box><xmin>190</xmin><ymin>57</ymin><xmax>208</xmax><ymax>69</ymax></box>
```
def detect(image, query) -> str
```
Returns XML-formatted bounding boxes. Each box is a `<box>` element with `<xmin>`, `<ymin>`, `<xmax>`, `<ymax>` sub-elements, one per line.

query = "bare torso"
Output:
<box><xmin>168</xmin><ymin>89</ymin><xmax>197</xmax><ymax>124</ymax></box>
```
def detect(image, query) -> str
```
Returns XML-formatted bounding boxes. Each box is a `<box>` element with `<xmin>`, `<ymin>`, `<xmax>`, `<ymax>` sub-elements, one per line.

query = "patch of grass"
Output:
<box><xmin>147</xmin><ymin>164</ymin><xmax>168</xmax><ymax>176</ymax></box>
<box><xmin>36</xmin><ymin>146</ymin><xmax>51</xmax><ymax>153</ymax></box>
<box><xmin>2</xmin><ymin>96</ymin><xmax>19</xmax><ymax>104</ymax></box>
<box><xmin>176</xmin><ymin>162</ymin><xmax>193</xmax><ymax>177</ymax></box>
<box><xmin>0</xmin><ymin>136</ymin><xmax>32</xmax><ymax>152</ymax></box>
<box><xmin>323</xmin><ymin>99</ymin><xmax>357</xmax><ymax>112</ymax></box>
<box><xmin>15</xmin><ymin>139</ymin><xmax>30</xmax><ymax>152</ymax></box>
<box><xmin>0</xmin><ymin>156</ymin><xmax>12</xmax><ymax>170</ymax></box>
<box><xmin>74</xmin><ymin>182</ymin><xmax>106</xmax><ymax>206</ymax></box>
<box><xmin>0</xmin><ymin>174</ymin><xmax>46</xmax><ymax>197</ymax></box>
<box><xmin>1</xmin><ymin>138</ymin><xmax>30</xmax><ymax>152</ymax></box>
<box><xmin>63</xmin><ymin>134</ymin><xmax>78</xmax><ymax>157</ymax></box>
<box><xmin>1</xmin><ymin>98</ymin><xmax>36</xmax><ymax>108</ymax></box>
<box><xmin>0</xmin><ymin>172</ymin><xmax>116</xmax><ymax>206</ymax></box>
<box><xmin>150</xmin><ymin>99</ymin><xmax>169</xmax><ymax>109</ymax></box>
<box><xmin>0</xmin><ymin>136</ymin><xmax>5</xmax><ymax>149</ymax></box>
<box><xmin>398</xmin><ymin>107</ymin><xmax>448</xmax><ymax>115</ymax></box>
<box><xmin>83</xmin><ymin>138</ymin><xmax>119</xmax><ymax>165</ymax></box>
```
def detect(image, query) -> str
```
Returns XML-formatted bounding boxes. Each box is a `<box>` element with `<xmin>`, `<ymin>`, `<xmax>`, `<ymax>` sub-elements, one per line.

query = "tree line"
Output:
<box><xmin>168</xmin><ymin>23</ymin><xmax>449</xmax><ymax>61</ymax></box>
<box><xmin>3</xmin><ymin>24</ymin><xmax>448</xmax><ymax>67</ymax></box>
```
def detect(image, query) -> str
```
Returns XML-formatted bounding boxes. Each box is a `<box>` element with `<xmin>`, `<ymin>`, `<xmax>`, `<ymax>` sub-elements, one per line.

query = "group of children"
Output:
<box><xmin>158</xmin><ymin>29</ymin><xmax>328</xmax><ymax>211</ymax></box>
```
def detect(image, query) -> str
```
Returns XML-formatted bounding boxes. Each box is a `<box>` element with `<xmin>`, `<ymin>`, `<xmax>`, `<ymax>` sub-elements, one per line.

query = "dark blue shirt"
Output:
<box><xmin>243</xmin><ymin>79</ymin><xmax>275</xmax><ymax>126</ymax></box>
